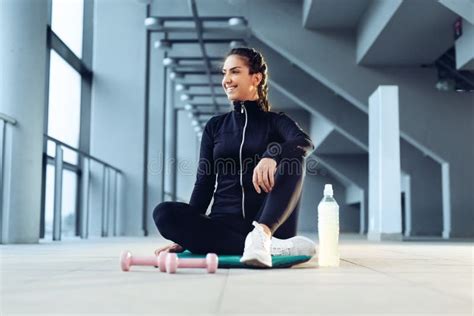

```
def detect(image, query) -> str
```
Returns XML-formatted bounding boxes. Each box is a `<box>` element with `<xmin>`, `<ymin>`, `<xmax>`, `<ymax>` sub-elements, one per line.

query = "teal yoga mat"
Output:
<box><xmin>177</xmin><ymin>250</ymin><xmax>312</xmax><ymax>269</ymax></box>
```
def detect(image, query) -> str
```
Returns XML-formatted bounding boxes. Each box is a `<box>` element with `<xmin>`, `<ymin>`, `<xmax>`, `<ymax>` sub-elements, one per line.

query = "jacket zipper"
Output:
<box><xmin>239</xmin><ymin>101</ymin><xmax>248</xmax><ymax>219</ymax></box>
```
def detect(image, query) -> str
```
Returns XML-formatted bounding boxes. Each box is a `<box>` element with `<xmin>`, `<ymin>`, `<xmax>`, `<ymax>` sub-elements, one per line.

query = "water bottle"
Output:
<box><xmin>317</xmin><ymin>184</ymin><xmax>340</xmax><ymax>267</ymax></box>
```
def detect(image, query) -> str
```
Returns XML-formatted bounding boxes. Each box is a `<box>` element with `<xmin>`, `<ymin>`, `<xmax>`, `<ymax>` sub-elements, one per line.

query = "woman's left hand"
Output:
<box><xmin>252</xmin><ymin>158</ymin><xmax>277</xmax><ymax>194</ymax></box>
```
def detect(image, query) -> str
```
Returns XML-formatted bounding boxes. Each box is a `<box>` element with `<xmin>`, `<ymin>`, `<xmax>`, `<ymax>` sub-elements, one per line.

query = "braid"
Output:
<box><xmin>225</xmin><ymin>47</ymin><xmax>272</xmax><ymax>112</ymax></box>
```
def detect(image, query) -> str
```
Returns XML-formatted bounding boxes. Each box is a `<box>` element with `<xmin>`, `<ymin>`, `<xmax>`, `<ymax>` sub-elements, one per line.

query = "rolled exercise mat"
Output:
<box><xmin>177</xmin><ymin>250</ymin><xmax>312</xmax><ymax>269</ymax></box>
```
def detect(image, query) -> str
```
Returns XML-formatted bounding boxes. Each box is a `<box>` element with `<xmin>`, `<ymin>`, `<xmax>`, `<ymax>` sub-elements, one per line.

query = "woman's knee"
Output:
<box><xmin>152</xmin><ymin>201</ymin><xmax>181</xmax><ymax>231</ymax></box>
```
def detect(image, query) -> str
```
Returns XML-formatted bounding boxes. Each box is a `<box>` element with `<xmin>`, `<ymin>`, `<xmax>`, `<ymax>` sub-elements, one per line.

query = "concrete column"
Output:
<box><xmin>91</xmin><ymin>0</ymin><xmax>147</xmax><ymax>236</ymax></box>
<box><xmin>0</xmin><ymin>0</ymin><xmax>48</xmax><ymax>243</ymax></box>
<box><xmin>163</xmin><ymin>75</ymin><xmax>175</xmax><ymax>202</ymax></box>
<box><xmin>368</xmin><ymin>86</ymin><xmax>402</xmax><ymax>241</ymax></box>
<box><xmin>146</xmin><ymin>32</ymin><xmax>165</xmax><ymax>235</ymax></box>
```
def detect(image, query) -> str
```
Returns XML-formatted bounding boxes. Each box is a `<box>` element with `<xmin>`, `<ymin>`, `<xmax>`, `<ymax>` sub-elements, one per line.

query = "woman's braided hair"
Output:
<box><xmin>225</xmin><ymin>47</ymin><xmax>271</xmax><ymax>112</ymax></box>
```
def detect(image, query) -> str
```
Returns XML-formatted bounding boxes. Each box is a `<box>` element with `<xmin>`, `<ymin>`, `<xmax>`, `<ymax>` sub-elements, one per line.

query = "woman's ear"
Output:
<box><xmin>253</xmin><ymin>73</ymin><xmax>262</xmax><ymax>86</ymax></box>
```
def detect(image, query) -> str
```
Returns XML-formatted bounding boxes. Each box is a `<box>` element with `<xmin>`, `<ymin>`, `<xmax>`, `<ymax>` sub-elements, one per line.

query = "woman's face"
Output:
<box><xmin>222</xmin><ymin>54</ymin><xmax>262</xmax><ymax>101</ymax></box>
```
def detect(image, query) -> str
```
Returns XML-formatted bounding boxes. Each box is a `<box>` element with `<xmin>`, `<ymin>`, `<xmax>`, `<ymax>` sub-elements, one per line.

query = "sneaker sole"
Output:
<box><xmin>240</xmin><ymin>252</ymin><xmax>272</xmax><ymax>268</ymax></box>
<box><xmin>240</xmin><ymin>257</ymin><xmax>272</xmax><ymax>268</ymax></box>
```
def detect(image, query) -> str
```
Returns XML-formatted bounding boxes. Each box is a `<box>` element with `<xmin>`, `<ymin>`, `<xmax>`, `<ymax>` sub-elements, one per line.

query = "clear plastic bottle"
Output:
<box><xmin>317</xmin><ymin>184</ymin><xmax>340</xmax><ymax>267</ymax></box>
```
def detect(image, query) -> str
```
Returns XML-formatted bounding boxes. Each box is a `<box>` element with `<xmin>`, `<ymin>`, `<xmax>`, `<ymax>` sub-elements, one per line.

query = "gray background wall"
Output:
<box><xmin>3</xmin><ymin>0</ymin><xmax>471</xmax><ymax>244</ymax></box>
<box><xmin>89</xmin><ymin>0</ymin><xmax>147</xmax><ymax>236</ymax></box>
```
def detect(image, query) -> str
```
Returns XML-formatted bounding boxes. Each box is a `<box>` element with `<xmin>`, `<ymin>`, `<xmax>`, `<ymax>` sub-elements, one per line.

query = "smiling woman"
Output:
<box><xmin>221</xmin><ymin>48</ymin><xmax>270</xmax><ymax>112</ymax></box>
<box><xmin>153</xmin><ymin>47</ymin><xmax>316</xmax><ymax>268</ymax></box>
<box><xmin>221</xmin><ymin>55</ymin><xmax>262</xmax><ymax>106</ymax></box>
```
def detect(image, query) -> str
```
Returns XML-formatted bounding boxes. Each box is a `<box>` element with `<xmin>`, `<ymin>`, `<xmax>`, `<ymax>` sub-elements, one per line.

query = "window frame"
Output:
<box><xmin>40</xmin><ymin>0</ymin><xmax>94</xmax><ymax>240</ymax></box>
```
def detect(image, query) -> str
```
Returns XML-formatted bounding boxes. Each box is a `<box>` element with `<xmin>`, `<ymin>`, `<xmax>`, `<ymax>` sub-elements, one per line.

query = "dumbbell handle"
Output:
<box><xmin>165</xmin><ymin>253</ymin><xmax>218</xmax><ymax>273</ymax></box>
<box><xmin>131</xmin><ymin>256</ymin><xmax>159</xmax><ymax>266</ymax></box>
<box><xmin>176</xmin><ymin>257</ymin><xmax>209</xmax><ymax>268</ymax></box>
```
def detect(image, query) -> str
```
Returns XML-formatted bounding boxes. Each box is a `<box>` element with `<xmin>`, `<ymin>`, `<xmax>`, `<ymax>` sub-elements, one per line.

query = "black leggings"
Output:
<box><xmin>153</xmin><ymin>158</ymin><xmax>305</xmax><ymax>255</ymax></box>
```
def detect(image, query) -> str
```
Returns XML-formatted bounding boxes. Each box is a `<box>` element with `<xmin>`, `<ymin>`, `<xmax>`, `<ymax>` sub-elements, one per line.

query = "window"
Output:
<box><xmin>43</xmin><ymin>0</ymin><xmax>88</xmax><ymax>240</ymax></box>
<box><xmin>44</xmin><ymin>166</ymin><xmax>78</xmax><ymax>239</ymax></box>
<box><xmin>61</xmin><ymin>170</ymin><xmax>78</xmax><ymax>237</ymax></box>
<box><xmin>51</xmin><ymin>0</ymin><xmax>84</xmax><ymax>58</ymax></box>
<box><xmin>47</xmin><ymin>49</ymin><xmax>82</xmax><ymax>165</ymax></box>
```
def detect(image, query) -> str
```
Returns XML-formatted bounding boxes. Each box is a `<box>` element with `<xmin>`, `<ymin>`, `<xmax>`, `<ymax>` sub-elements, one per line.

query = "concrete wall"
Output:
<box><xmin>106</xmin><ymin>0</ymin><xmax>473</xmax><ymax>238</ymax></box>
<box><xmin>400</xmin><ymin>139</ymin><xmax>443</xmax><ymax>235</ymax></box>
<box><xmin>190</xmin><ymin>0</ymin><xmax>473</xmax><ymax>237</ymax></box>
<box><xmin>146</xmin><ymin>32</ymin><xmax>166</xmax><ymax>235</ymax></box>
<box><xmin>90</xmin><ymin>0</ymin><xmax>147</xmax><ymax>236</ymax></box>
<box><xmin>0</xmin><ymin>0</ymin><xmax>48</xmax><ymax>243</ymax></box>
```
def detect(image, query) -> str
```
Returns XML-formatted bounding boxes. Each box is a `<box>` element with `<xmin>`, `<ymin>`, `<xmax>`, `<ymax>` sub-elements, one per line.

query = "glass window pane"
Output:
<box><xmin>62</xmin><ymin>170</ymin><xmax>78</xmax><ymax>238</ymax></box>
<box><xmin>47</xmin><ymin>139</ymin><xmax>55</xmax><ymax>158</ymax></box>
<box><xmin>41</xmin><ymin>166</ymin><xmax>78</xmax><ymax>240</ymax></box>
<box><xmin>43</xmin><ymin>164</ymin><xmax>55</xmax><ymax>240</ymax></box>
<box><xmin>47</xmin><ymin>50</ymin><xmax>81</xmax><ymax>165</ymax></box>
<box><xmin>51</xmin><ymin>0</ymin><xmax>84</xmax><ymax>58</ymax></box>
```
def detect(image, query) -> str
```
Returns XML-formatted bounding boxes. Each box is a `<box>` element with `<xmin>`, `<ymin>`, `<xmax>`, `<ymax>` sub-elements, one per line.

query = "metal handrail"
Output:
<box><xmin>45</xmin><ymin>134</ymin><xmax>122</xmax><ymax>173</ymax></box>
<box><xmin>0</xmin><ymin>113</ymin><xmax>16</xmax><ymax>243</ymax></box>
<box><xmin>0</xmin><ymin>113</ymin><xmax>17</xmax><ymax>125</ymax></box>
<box><xmin>45</xmin><ymin>134</ymin><xmax>122</xmax><ymax>241</ymax></box>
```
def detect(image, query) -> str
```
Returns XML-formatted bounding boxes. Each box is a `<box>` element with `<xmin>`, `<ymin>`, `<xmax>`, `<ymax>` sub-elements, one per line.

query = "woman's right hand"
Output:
<box><xmin>154</xmin><ymin>243</ymin><xmax>184</xmax><ymax>256</ymax></box>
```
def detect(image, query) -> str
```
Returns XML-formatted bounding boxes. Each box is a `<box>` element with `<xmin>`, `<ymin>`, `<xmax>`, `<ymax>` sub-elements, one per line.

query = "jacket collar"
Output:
<box><xmin>232</xmin><ymin>100</ymin><xmax>264</xmax><ymax>113</ymax></box>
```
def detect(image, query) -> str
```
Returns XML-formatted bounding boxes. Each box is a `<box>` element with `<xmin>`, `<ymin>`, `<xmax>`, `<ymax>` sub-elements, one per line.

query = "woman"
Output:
<box><xmin>153</xmin><ymin>47</ymin><xmax>316</xmax><ymax>267</ymax></box>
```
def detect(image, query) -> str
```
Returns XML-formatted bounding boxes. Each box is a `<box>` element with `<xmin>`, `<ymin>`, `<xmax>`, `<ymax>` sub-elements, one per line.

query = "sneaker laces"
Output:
<box><xmin>271</xmin><ymin>236</ymin><xmax>317</xmax><ymax>257</ymax></box>
<box><xmin>250</xmin><ymin>221</ymin><xmax>270</xmax><ymax>250</ymax></box>
<box><xmin>271</xmin><ymin>237</ymin><xmax>293</xmax><ymax>256</ymax></box>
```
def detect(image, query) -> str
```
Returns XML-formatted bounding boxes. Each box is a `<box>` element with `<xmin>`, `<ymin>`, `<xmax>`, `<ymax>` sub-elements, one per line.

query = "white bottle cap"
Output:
<box><xmin>324</xmin><ymin>184</ymin><xmax>333</xmax><ymax>196</ymax></box>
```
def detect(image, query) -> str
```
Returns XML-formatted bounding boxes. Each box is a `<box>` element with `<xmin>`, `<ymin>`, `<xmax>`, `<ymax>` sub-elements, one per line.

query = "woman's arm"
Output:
<box><xmin>261</xmin><ymin>112</ymin><xmax>315</xmax><ymax>164</ymax></box>
<box><xmin>189</xmin><ymin>118</ymin><xmax>216</xmax><ymax>215</ymax></box>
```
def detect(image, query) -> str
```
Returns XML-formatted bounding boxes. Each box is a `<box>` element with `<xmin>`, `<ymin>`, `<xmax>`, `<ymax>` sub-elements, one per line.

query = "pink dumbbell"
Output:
<box><xmin>164</xmin><ymin>253</ymin><xmax>218</xmax><ymax>274</ymax></box>
<box><xmin>120</xmin><ymin>250</ymin><xmax>168</xmax><ymax>272</ymax></box>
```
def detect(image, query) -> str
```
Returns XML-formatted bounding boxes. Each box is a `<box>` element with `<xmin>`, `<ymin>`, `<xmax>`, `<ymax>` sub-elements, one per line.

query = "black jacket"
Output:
<box><xmin>189</xmin><ymin>99</ymin><xmax>315</xmax><ymax>219</ymax></box>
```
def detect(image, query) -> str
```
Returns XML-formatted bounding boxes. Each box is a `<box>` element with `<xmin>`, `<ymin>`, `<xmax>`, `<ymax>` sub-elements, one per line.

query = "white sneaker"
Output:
<box><xmin>271</xmin><ymin>236</ymin><xmax>317</xmax><ymax>257</ymax></box>
<box><xmin>240</xmin><ymin>221</ymin><xmax>272</xmax><ymax>267</ymax></box>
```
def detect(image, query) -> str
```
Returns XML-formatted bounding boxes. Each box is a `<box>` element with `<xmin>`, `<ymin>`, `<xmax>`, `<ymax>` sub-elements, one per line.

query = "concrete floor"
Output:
<box><xmin>1</xmin><ymin>234</ymin><xmax>472</xmax><ymax>316</ymax></box>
